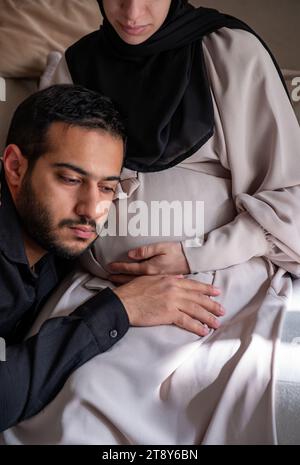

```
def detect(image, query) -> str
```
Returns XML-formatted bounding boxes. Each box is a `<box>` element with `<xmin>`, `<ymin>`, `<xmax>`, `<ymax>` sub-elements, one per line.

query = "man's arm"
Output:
<box><xmin>0</xmin><ymin>274</ymin><xmax>222</xmax><ymax>432</ymax></box>
<box><xmin>0</xmin><ymin>288</ymin><xmax>128</xmax><ymax>431</ymax></box>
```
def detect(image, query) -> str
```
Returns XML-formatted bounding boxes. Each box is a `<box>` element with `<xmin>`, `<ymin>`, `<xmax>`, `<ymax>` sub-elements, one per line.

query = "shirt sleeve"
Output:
<box><xmin>0</xmin><ymin>287</ymin><xmax>129</xmax><ymax>431</ymax></box>
<box><xmin>182</xmin><ymin>28</ymin><xmax>300</xmax><ymax>277</ymax></box>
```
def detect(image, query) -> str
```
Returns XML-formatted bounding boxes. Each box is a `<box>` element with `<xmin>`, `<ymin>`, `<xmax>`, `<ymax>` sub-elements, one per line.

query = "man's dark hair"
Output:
<box><xmin>6</xmin><ymin>84</ymin><xmax>126</xmax><ymax>167</ymax></box>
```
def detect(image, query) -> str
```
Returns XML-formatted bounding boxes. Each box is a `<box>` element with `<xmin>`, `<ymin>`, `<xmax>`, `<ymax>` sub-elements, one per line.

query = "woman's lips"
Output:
<box><xmin>119</xmin><ymin>23</ymin><xmax>148</xmax><ymax>36</ymax></box>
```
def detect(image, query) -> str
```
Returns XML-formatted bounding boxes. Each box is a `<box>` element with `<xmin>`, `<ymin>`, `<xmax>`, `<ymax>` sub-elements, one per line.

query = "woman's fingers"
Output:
<box><xmin>108</xmin><ymin>274</ymin><xmax>136</xmax><ymax>284</ymax></box>
<box><xmin>107</xmin><ymin>261</ymin><xmax>147</xmax><ymax>275</ymax></box>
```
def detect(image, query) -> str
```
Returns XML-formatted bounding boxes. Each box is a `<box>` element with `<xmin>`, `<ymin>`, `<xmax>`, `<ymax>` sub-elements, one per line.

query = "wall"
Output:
<box><xmin>191</xmin><ymin>0</ymin><xmax>300</xmax><ymax>69</ymax></box>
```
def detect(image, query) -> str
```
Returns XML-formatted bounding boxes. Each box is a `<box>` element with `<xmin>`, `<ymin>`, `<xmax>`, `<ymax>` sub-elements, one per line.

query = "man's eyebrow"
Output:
<box><xmin>51</xmin><ymin>163</ymin><xmax>121</xmax><ymax>182</ymax></box>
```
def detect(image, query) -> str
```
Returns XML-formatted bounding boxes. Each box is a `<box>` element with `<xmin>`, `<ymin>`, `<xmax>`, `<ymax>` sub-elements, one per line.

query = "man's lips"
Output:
<box><xmin>69</xmin><ymin>226</ymin><xmax>96</xmax><ymax>239</ymax></box>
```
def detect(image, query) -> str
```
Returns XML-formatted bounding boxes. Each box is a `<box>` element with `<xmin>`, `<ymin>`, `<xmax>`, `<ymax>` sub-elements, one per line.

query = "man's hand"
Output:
<box><xmin>113</xmin><ymin>275</ymin><xmax>225</xmax><ymax>337</ymax></box>
<box><xmin>108</xmin><ymin>242</ymin><xmax>190</xmax><ymax>284</ymax></box>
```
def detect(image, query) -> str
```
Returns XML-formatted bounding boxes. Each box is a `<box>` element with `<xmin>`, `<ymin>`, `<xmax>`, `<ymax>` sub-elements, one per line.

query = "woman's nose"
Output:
<box><xmin>122</xmin><ymin>0</ymin><xmax>143</xmax><ymax>23</ymax></box>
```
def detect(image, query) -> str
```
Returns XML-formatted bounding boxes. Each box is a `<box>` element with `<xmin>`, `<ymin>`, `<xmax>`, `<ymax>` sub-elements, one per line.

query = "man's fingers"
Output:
<box><xmin>174</xmin><ymin>311</ymin><xmax>211</xmax><ymax>337</ymax></box>
<box><xmin>176</xmin><ymin>298</ymin><xmax>221</xmax><ymax>330</ymax></box>
<box><xmin>176</xmin><ymin>277</ymin><xmax>221</xmax><ymax>296</ymax></box>
<box><xmin>179</xmin><ymin>289</ymin><xmax>225</xmax><ymax>316</ymax></box>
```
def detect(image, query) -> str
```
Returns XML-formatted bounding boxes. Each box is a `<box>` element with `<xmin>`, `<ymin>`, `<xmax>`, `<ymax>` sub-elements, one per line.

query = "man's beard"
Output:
<box><xmin>16</xmin><ymin>173</ymin><xmax>97</xmax><ymax>260</ymax></box>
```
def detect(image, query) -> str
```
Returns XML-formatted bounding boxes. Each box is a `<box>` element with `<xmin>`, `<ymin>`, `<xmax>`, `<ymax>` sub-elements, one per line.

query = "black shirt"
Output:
<box><xmin>0</xmin><ymin>165</ymin><xmax>129</xmax><ymax>431</ymax></box>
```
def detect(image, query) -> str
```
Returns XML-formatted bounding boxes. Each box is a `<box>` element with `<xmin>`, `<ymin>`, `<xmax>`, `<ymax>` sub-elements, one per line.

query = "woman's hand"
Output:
<box><xmin>107</xmin><ymin>242</ymin><xmax>190</xmax><ymax>284</ymax></box>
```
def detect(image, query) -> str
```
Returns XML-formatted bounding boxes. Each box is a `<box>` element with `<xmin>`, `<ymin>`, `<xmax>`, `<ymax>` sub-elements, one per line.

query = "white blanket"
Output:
<box><xmin>3</xmin><ymin>264</ymin><xmax>293</xmax><ymax>445</ymax></box>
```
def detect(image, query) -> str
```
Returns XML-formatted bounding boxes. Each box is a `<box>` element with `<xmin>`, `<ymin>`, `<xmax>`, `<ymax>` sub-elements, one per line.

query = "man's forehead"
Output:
<box><xmin>40</xmin><ymin>123</ymin><xmax>124</xmax><ymax>180</ymax></box>
<box><xmin>49</xmin><ymin>161</ymin><xmax>121</xmax><ymax>182</ymax></box>
<box><xmin>46</xmin><ymin>122</ymin><xmax>123</xmax><ymax>152</ymax></box>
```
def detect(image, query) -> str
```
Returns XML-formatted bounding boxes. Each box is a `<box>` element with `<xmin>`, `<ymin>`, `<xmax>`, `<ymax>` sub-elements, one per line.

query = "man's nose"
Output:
<box><xmin>75</xmin><ymin>186</ymin><xmax>109</xmax><ymax>223</ymax></box>
<box><xmin>122</xmin><ymin>0</ymin><xmax>143</xmax><ymax>23</ymax></box>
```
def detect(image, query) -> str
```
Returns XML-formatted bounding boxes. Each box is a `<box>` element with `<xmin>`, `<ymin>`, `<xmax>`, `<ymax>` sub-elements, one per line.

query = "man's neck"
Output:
<box><xmin>23</xmin><ymin>232</ymin><xmax>47</xmax><ymax>268</ymax></box>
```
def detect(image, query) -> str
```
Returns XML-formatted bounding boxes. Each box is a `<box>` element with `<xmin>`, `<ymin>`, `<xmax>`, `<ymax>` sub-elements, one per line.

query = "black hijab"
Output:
<box><xmin>66</xmin><ymin>0</ymin><xmax>288</xmax><ymax>172</ymax></box>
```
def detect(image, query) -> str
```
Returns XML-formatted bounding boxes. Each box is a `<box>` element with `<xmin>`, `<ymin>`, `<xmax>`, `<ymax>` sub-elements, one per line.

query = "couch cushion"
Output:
<box><xmin>0</xmin><ymin>77</ymin><xmax>38</xmax><ymax>154</ymax></box>
<box><xmin>0</xmin><ymin>0</ymin><xmax>101</xmax><ymax>78</ymax></box>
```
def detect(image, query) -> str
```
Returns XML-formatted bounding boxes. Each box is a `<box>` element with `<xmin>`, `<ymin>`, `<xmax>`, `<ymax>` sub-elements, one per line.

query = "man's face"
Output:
<box><xmin>102</xmin><ymin>0</ymin><xmax>172</xmax><ymax>45</ymax></box>
<box><xmin>16</xmin><ymin>122</ymin><xmax>124</xmax><ymax>259</ymax></box>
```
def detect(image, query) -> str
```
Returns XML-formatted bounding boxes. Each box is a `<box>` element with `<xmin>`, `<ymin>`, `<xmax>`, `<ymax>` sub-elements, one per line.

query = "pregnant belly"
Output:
<box><xmin>82</xmin><ymin>166</ymin><xmax>237</xmax><ymax>277</ymax></box>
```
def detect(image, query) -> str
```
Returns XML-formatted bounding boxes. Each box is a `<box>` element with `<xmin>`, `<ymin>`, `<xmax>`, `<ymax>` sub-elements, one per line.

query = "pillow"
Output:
<box><xmin>0</xmin><ymin>0</ymin><xmax>101</xmax><ymax>79</ymax></box>
<box><xmin>0</xmin><ymin>77</ymin><xmax>38</xmax><ymax>154</ymax></box>
<box><xmin>39</xmin><ymin>51</ymin><xmax>62</xmax><ymax>89</ymax></box>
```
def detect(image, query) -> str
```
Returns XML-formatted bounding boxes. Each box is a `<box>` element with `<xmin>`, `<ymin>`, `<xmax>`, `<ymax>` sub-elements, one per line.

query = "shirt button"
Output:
<box><xmin>109</xmin><ymin>329</ymin><xmax>118</xmax><ymax>339</ymax></box>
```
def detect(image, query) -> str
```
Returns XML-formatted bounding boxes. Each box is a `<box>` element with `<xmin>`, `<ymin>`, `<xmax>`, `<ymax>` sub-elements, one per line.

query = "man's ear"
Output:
<box><xmin>3</xmin><ymin>145</ymin><xmax>29</xmax><ymax>197</ymax></box>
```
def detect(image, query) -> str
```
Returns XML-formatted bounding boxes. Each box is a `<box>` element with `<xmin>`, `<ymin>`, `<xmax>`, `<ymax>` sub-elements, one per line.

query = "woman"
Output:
<box><xmin>4</xmin><ymin>0</ymin><xmax>300</xmax><ymax>445</ymax></box>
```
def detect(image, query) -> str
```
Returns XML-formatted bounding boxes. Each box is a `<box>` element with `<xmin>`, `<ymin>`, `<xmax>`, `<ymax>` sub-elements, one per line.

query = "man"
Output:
<box><xmin>0</xmin><ymin>84</ymin><xmax>222</xmax><ymax>431</ymax></box>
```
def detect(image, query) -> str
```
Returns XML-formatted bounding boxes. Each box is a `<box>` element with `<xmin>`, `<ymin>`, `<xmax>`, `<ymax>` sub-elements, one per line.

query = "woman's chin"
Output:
<box><xmin>118</xmin><ymin>34</ymin><xmax>148</xmax><ymax>45</ymax></box>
